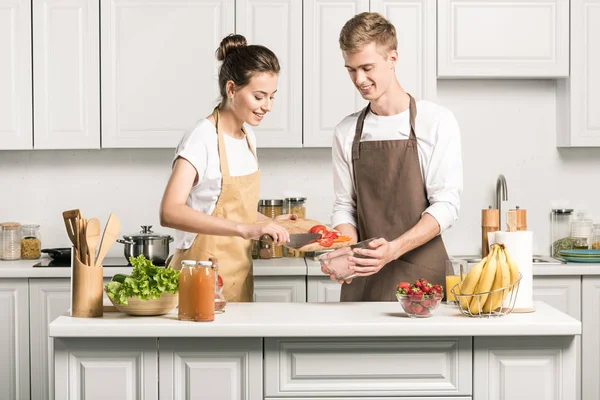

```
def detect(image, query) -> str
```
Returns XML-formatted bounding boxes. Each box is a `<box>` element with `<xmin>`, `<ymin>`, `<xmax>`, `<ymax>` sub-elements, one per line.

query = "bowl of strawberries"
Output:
<box><xmin>396</xmin><ymin>279</ymin><xmax>444</xmax><ymax>318</ymax></box>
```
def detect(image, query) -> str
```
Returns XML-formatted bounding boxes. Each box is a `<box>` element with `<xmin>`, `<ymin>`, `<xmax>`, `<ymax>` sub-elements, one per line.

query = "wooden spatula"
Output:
<box><xmin>86</xmin><ymin>218</ymin><xmax>101</xmax><ymax>268</ymax></box>
<box><xmin>79</xmin><ymin>218</ymin><xmax>88</xmax><ymax>265</ymax></box>
<box><xmin>62</xmin><ymin>209</ymin><xmax>81</xmax><ymax>249</ymax></box>
<box><xmin>95</xmin><ymin>214</ymin><xmax>121</xmax><ymax>268</ymax></box>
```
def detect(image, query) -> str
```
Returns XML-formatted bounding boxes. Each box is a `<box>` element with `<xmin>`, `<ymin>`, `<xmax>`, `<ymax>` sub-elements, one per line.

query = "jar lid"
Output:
<box><xmin>0</xmin><ymin>222</ymin><xmax>21</xmax><ymax>230</ymax></box>
<box><xmin>197</xmin><ymin>261</ymin><xmax>212</xmax><ymax>267</ymax></box>
<box><xmin>21</xmin><ymin>224</ymin><xmax>40</xmax><ymax>229</ymax></box>
<box><xmin>552</xmin><ymin>209</ymin><xmax>574</xmax><ymax>214</ymax></box>
<box><xmin>123</xmin><ymin>225</ymin><xmax>172</xmax><ymax>240</ymax></box>
<box><xmin>259</xmin><ymin>199</ymin><xmax>283</xmax><ymax>206</ymax></box>
<box><xmin>181</xmin><ymin>260</ymin><xmax>196</xmax><ymax>266</ymax></box>
<box><xmin>285</xmin><ymin>197</ymin><xmax>307</xmax><ymax>203</ymax></box>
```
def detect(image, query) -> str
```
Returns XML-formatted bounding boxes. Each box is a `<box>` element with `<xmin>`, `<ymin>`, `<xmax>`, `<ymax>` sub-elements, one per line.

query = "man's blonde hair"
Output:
<box><xmin>339</xmin><ymin>12</ymin><xmax>397</xmax><ymax>55</ymax></box>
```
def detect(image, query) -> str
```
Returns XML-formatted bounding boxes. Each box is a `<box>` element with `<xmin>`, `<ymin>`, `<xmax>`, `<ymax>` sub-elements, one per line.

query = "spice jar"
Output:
<box><xmin>592</xmin><ymin>224</ymin><xmax>600</xmax><ymax>250</ymax></box>
<box><xmin>571</xmin><ymin>210</ymin><xmax>593</xmax><ymax>250</ymax></box>
<box><xmin>20</xmin><ymin>224</ymin><xmax>41</xmax><ymax>259</ymax></box>
<box><xmin>178</xmin><ymin>260</ymin><xmax>197</xmax><ymax>321</ymax></box>
<box><xmin>551</xmin><ymin>209</ymin><xmax>574</xmax><ymax>257</ymax></box>
<box><xmin>195</xmin><ymin>261</ymin><xmax>215</xmax><ymax>322</ymax></box>
<box><xmin>258</xmin><ymin>200</ymin><xmax>284</xmax><ymax>258</ymax></box>
<box><xmin>1</xmin><ymin>222</ymin><xmax>21</xmax><ymax>260</ymax></box>
<box><xmin>210</xmin><ymin>258</ymin><xmax>227</xmax><ymax>313</ymax></box>
<box><xmin>259</xmin><ymin>235</ymin><xmax>273</xmax><ymax>259</ymax></box>
<box><xmin>285</xmin><ymin>197</ymin><xmax>307</xmax><ymax>219</ymax></box>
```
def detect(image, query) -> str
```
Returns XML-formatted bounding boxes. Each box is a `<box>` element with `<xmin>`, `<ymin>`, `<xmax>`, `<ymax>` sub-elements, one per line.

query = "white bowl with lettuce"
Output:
<box><xmin>104</xmin><ymin>255</ymin><xmax>179</xmax><ymax>316</ymax></box>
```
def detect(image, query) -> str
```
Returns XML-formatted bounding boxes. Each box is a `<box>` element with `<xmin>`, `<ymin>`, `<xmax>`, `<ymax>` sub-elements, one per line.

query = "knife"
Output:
<box><xmin>285</xmin><ymin>233</ymin><xmax>322</xmax><ymax>249</ymax></box>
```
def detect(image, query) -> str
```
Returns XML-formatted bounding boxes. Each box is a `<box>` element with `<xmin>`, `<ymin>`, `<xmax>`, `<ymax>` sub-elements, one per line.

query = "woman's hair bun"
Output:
<box><xmin>216</xmin><ymin>34</ymin><xmax>248</xmax><ymax>61</ymax></box>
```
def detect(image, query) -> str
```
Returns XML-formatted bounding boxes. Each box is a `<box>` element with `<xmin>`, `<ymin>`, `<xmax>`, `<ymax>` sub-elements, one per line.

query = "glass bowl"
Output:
<box><xmin>396</xmin><ymin>293</ymin><xmax>442</xmax><ymax>318</ymax></box>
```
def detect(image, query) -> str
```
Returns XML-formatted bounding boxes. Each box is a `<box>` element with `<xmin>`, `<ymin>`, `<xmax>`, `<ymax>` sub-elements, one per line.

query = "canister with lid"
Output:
<box><xmin>21</xmin><ymin>224</ymin><xmax>41</xmax><ymax>259</ymax></box>
<box><xmin>178</xmin><ymin>260</ymin><xmax>197</xmax><ymax>321</ymax></box>
<box><xmin>571</xmin><ymin>210</ymin><xmax>593</xmax><ymax>249</ymax></box>
<box><xmin>284</xmin><ymin>197</ymin><xmax>307</xmax><ymax>219</ymax></box>
<box><xmin>551</xmin><ymin>209</ymin><xmax>574</xmax><ymax>257</ymax></box>
<box><xmin>1</xmin><ymin>222</ymin><xmax>21</xmax><ymax>260</ymax></box>
<box><xmin>258</xmin><ymin>199</ymin><xmax>284</xmax><ymax>258</ymax></box>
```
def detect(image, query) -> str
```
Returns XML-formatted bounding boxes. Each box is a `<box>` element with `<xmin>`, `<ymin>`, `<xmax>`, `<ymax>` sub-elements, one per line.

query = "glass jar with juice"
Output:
<box><xmin>195</xmin><ymin>261</ymin><xmax>215</xmax><ymax>322</ymax></box>
<box><xmin>178</xmin><ymin>260</ymin><xmax>197</xmax><ymax>321</ymax></box>
<box><xmin>445</xmin><ymin>259</ymin><xmax>467</xmax><ymax>303</ymax></box>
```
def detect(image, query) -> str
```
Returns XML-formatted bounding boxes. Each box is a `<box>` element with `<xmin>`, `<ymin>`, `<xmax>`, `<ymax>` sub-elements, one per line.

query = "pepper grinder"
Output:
<box><xmin>481</xmin><ymin>206</ymin><xmax>499</xmax><ymax>258</ymax></box>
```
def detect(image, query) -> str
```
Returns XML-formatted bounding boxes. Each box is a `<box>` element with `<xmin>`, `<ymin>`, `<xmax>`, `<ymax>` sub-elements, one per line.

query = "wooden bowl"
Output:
<box><xmin>106</xmin><ymin>291</ymin><xmax>178</xmax><ymax>316</ymax></box>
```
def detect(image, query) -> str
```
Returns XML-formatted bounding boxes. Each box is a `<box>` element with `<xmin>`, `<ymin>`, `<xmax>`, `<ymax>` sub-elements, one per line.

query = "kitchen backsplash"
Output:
<box><xmin>1</xmin><ymin>80</ymin><xmax>600</xmax><ymax>258</ymax></box>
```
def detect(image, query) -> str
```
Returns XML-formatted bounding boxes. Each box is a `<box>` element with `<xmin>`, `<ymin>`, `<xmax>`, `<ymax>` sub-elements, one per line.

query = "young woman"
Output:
<box><xmin>160</xmin><ymin>34</ymin><xmax>291</xmax><ymax>302</ymax></box>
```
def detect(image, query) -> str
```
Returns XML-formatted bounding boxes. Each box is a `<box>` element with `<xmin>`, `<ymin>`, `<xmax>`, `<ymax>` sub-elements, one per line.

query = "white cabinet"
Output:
<box><xmin>532</xmin><ymin>276</ymin><xmax>581</xmax><ymax>320</ymax></box>
<box><xmin>438</xmin><ymin>0</ymin><xmax>570</xmax><ymax>78</ymax></box>
<box><xmin>474</xmin><ymin>336</ymin><xmax>578</xmax><ymax>400</ymax></box>
<box><xmin>307</xmin><ymin>276</ymin><xmax>342</xmax><ymax>302</ymax></box>
<box><xmin>29</xmin><ymin>279</ymin><xmax>71</xmax><ymax>400</ymax></box>
<box><xmin>557</xmin><ymin>0</ymin><xmax>600</xmax><ymax>147</ymax></box>
<box><xmin>159</xmin><ymin>338</ymin><xmax>263</xmax><ymax>400</ymax></box>
<box><xmin>100</xmin><ymin>0</ymin><xmax>234</xmax><ymax>148</ymax></box>
<box><xmin>54</xmin><ymin>338</ymin><xmax>158</xmax><ymax>400</ymax></box>
<box><xmin>371</xmin><ymin>0</ymin><xmax>437</xmax><ymax>101</ymax></box>
<box><xmin>0</xmin><ymin>0</ymin><xmax>32</xmax><ymax>150</ymax></box>
<box><xmin>33</xmin><ymin>0</ymin><xmax>100</xmax><ymax>149</ymax></box>
<box><xmin>254</xmin><ymin>276</ymin><xmax>306</xmax><ymax>302</ymax></box>
<box><xmin>264</xmin><ymin>337</ymin><xmax>472</xmax><ymax>397</ymax></box>
<box><xmin>303</xmin><ymin>0</ymin><xmax>368</xmax><ymax>147</ymax></box>
<box><xmin>0</xmin><ymin>279</ymin><xmax>30</xmax><ymax>400</ymax></box>
<box><xmin>582</xmin><ymin>277</ymin><xmax>600</xmax><ymax>400</ymax></box>
<box><xmin>236</xmin><ymin>0</ymin><xmax>302</xmax><ymax>148</ymax></box>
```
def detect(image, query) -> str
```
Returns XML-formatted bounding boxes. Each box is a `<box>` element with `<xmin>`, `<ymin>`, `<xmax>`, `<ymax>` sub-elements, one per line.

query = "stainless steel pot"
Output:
<box><xmin>117</xmin><ymin>225</ymin><xmax>173</xmax><ymax>265</ymax></box>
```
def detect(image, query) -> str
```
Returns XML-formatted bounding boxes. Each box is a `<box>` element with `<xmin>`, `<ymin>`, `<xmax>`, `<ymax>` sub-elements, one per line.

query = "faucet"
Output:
<box><xmin>496</xmin><ymin>174</ymin><xmax>508</xmax><ymax>229</ymax></box>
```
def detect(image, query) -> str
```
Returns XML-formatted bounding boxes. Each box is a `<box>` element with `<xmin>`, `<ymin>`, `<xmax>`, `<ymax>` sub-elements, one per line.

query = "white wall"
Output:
<box><xmin>1</xmin><ymin>79</ymin><xmax>599</xmax><ymax>259</ymax></box>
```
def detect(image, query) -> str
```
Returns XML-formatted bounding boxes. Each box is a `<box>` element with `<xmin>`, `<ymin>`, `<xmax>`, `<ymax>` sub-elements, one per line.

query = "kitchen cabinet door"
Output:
<box><xmin>33</xmin><ymin>0</ymin><xmax>100</xmax><ymax>149</ymax></box>
<box><xmin>0</xmin><ymin>279</ymin><xmax>30</xmax><ymax>400</ymax></box>
<box><xmin>254</xmin><ymin>276</ymin><xmax>306</xmax><ymax>302</ymax></box>
<box><xmin>29</xmin><ymin>279</ymin><xmax>70</xmax><ymax>400</ymax></box>
<box><xmin>54</xmin><ymin>338</ymin><xmax>158</xmax><ymax>400</ymax></box>
<box><xmin>532</xmin><ymin>276</ymin><xmax>581</xmax><ymax>320</ymax></box>
<box><xmin>307</xmin><ymin>276</ymin><xmax>341</xmax><ymax>302</ymax></box>
<box><xmin>303</xmin><ymin>0</ymin><xmax>368</xmax><ymax>148</ymax></box>
<box><xmin>101</xmin><ymin>0</ymin><xmax>234</xmax><ymax>148</ymax></box>
<box><xmin>371</xmin><ymin>0</ymin><xmax>437</xmax><ymax>101</ymax></box>
<box><xmin>159</xmin><ymin>338</ymin><xmax>262</xmax><ymax>400</ymax></box>
<box><xmin>557</xmin><ymin>0</ymin><xmax>600</xmax><ymax>147</ymax></box>
<box><xmin>236</xmin><ymin>0</ymin><xmax>302</xmax><ymax>148</ymax></box>
<box><xmin>474</xmin><ymin>336</ymin><xmax>578</xmax><ymax>400</ymax></box>
<box><xmin>438</xmin><ymin>0</ymin><xmax>569</xmax><ymax>78</ymax></box>
<box><xmin>0</xmin><ymin>0</ymin><xmax>32</xmax><ymax>150</ymax></box>
<box><xmin>582</xmin><ymin>277</ymin><xmax>600</xmax><ymax>400</ymax></box>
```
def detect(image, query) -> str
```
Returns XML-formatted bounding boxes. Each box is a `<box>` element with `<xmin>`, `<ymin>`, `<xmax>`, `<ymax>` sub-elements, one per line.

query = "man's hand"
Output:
<box><xmin>349</xmin><ymin>238</ymin><xmax>400</xmax><ymax>277</ymax></box>
<box><xmin>319</xmin><ymin>247</ymin><xmax>354</xmax><ymax>284</ymax></box>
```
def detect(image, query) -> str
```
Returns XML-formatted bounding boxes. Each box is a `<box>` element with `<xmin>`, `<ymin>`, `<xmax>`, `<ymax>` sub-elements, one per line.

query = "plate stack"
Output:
<box><xmin>558</xmin><ymin>249</ymin><xmax>600</xmax><ymax>263</ymax></box>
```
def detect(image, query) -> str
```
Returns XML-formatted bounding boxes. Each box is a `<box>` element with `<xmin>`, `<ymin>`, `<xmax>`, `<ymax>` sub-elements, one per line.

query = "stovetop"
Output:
<box><xmin>32</xmin><ymin>257</ymin><xmax>161</xmax><ymax>268</ymax></box>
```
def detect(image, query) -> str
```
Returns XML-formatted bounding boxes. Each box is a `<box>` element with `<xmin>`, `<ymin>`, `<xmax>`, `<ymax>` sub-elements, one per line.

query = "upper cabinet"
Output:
<box><xmin>0</xmin><ymin>0</ymin><xmax>32</xmax><ymax>150</ymax></box>
<box><xmin>372</xmin><ymin>0</ymin><xmax>437</xmax><ymax>101</ymax></box>
<box><xmin>303</xmin><ymin>0</ymin><xmax>369</xmax><ymax>148</ymax></box>
<box><xmin>557</xmin><ymin>0</ymin><xmax>600</xmax><ymax>147</ymax></box>
<box><xmin>237</xmin><ymin>0</ymin><xmax>302</xmax><ymax>148</ymax></box>
<box><xmin>438</xmin><ymin>0</ymin><xmax>570</xmax><ymax>78</ymax></box>
<box><xmin>101</xmin><ymin>0</ymin><xmax>234</xmax><ymax>148</ymax></box>
<box><xmin>33</xmin><ymin>0</ymin><xmax>100</xmax><ymax>149</ymax></box>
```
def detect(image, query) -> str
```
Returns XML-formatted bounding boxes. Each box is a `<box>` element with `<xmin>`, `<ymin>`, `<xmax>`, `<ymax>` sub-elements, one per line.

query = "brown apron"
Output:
<box><xmin>170</xmin><ymin>108</ymin><xmax>260</xmax><ymax>302</ymax></box>
<box><xmin>340</xmin><ymin>94</ymin><xmax>449</xmax><ymax>302</ymax></box>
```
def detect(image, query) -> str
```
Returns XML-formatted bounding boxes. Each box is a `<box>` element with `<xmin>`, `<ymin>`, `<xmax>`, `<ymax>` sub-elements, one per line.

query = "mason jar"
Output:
<box><xmin>1</xmin><ymin>222</ymin><xmax>21</xmax><ymax>260</ymax></box>
<box><xmin>20</xmin><ymin>224</ymin><xmax>41</xmax><ymax>259</ymax></box>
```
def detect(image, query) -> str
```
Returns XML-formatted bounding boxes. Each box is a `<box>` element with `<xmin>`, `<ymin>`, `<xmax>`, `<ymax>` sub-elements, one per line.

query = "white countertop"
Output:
<box><xmin>533</xmin><ymin>263</ymin><xmax>600</xmax><ymax>275</ymax></box>
<box><xmin>49</xmin><ymin>301</ymin><xmax>580</xmax><ymax>338</ymax></box>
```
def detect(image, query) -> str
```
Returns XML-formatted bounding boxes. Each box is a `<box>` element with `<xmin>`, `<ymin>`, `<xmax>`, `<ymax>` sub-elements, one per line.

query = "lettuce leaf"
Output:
<box><xmin>104</xmin><ymin>255</ymin><xmax>180</xmax><ymax>305</ymax></box>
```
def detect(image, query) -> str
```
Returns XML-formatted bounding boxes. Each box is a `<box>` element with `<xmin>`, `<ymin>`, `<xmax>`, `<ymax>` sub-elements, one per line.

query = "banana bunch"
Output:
<box><xmin>457</xmin><ymin>243</ymin><xmax>520</xmax><ymax>315</ymax></box>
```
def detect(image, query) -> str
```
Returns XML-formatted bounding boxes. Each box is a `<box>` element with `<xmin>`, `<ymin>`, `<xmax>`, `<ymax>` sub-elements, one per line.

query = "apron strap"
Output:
<box><xmin>351</xmin><ymin>105</ymin><xmax>370</xmax><ymax>161</ymax></box>
<box><xmin>408</xmin><ymin>93</ymin><xmax>417</xmax><ymax>141</ymax></box>
<box><xmin>212</xmin><ymin>107</ymin><xmax>259</xmax><ymax>178</ymax></box>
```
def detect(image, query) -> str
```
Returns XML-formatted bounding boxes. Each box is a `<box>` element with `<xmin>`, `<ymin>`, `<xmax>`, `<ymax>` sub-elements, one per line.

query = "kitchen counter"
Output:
<box><xmin>49</xmin><ymin>301</ymin><xmax>579</xmax><ymax>337</ymax></box>
<box><xmin>51</xmin><ymin>301</ymin><xmax>579</xmax><ymax>399</ymax></box>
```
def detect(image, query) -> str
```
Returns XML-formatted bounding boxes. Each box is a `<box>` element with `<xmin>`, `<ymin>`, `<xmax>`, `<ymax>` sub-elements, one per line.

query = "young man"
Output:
<box><xmin>323</xmin><ymin>12</ymin><xmax>463</xmax><ymax>301</ymax></box>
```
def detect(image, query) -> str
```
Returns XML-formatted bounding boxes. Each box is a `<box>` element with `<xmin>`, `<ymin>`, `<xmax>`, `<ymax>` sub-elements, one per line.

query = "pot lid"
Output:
<box><xmin>123</xmin><ymin>225</ymin><xmax>171</xmax><ymax>240</ymax></box>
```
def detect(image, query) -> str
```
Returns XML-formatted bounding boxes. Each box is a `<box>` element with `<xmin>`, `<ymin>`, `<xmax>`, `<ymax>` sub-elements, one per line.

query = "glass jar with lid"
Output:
<box><xmin>592</xmin><ymin>224</ymin><xmax>600</xmax><ymax>250</ymax></box>
<box><xmin>178</xmin><ymin>260</ymin><xmax>197</xmax><ymax>321</ymax></box>
<box><xmin>20</xmin><ymin>224</ymin><xmax>41</xmax><ymax>259</ymax></box>
<box><xmin>551</xmin><ymin>209</ymin><xmax>574</xmax><ymax>257</ymax></box>
<box><xmin>258</xmin><ymin>200</ymin><xmax>284</xmax><ymax>258</ymax></box>
<box><xmin>209</xmin><ymin>258</ymin><xmax>227</xmax><ymax>313</ymax></box>
<box><xmin>284</xmin><ymin>197</ymin><xmax>307</xmax><ymax>219</ymax></box>
<box><xmin>195</xmin><ymin>261</ymin><xmax>215</xmax><ymax>322</ymax></box>
<box><xmin>1</xmin><ymin>222</ymin><xmax>21</xmax><ymax>260</ymax></box>
<box><xmin>571</xmin><ymin>210</ymin><xmax>593</xmax><ymax>249</ymax></box>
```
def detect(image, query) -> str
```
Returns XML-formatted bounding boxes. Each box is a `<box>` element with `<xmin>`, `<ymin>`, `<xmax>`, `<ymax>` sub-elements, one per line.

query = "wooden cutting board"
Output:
<box><xmin>274</xmin><ymin>218</ymin><xmax>356</xmax><ymax>252</ymax></box>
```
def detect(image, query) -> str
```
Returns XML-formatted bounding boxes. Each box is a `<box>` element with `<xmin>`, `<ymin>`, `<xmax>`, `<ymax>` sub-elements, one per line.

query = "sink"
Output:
<box><xmin>451</xmin><ymin>255</ymin><xmax>565</xmax><ymax>265</ymax></box>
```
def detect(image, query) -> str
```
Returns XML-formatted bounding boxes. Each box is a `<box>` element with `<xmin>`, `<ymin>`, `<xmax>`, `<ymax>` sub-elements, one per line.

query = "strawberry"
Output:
<box><xmin>421</xmin><ymin>298</ymin><xmax>432</xmax><ymax>307</ymax></box>
<box><xmin>402</xmin><ymin>298</ymin><xmax>412</xmax><ymax>308</ymax></box>
<box><xmin>412</xmin><ymin>303</ymin><xmax>424</xmax><ymax>314</ymax></box>
<box><xmin>418</xmin><ymin>307</ymin><xmax>430</xmax><ymax>316</ymax></box>
<box><xmin>217</xmin><ymin>275</ymin><xmax>223</xmax><ymax>289</ymax></box>
<box><xmin>404</xmin><ymin>304</ymin><xmax>414</xmax><ymax>313</ymax></box>
<box><xmin>414</xmin><ymin>280</ymin><xmax>422</xmax><ymax>289</ymax></box>
<box><xmin>420</xmin><ymin>279</ymin><xmax>429</xmax><ymax>286</ymax></box>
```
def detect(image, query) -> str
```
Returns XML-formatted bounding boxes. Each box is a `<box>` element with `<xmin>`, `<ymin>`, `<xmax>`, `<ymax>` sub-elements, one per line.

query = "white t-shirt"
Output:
<box><xmin>331</xmin><ymin>100</ymin><xmax>463</xmax><ymax>233</ymax></box>
<box><xmin>173</xmin><ymin>118</ymin><xmax>258</xmax><ymax>249</ymax></box>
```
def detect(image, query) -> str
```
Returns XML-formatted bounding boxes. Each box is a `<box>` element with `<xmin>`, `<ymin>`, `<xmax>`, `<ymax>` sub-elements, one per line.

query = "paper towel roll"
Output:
<box><xmin>487</xmin><ymin>231</ymin><xmax>535</xmax><ymax>312</ymax></box>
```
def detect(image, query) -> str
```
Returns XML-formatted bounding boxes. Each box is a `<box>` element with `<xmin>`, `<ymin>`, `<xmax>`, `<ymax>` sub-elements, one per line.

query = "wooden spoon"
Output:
<box><xmin>86</xmin><ymin>218</ymin><xmax>101</xmax><ymax>267</ymax></box>
<box><xmin>95</xmin><ymin>214</ymin><xmax>120</xmax><ymax>268</ymax></box>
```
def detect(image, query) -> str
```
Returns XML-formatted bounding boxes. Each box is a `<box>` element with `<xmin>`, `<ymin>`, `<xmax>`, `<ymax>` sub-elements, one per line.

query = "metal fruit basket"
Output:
<box><xmin>450</xmin><ymin>273</ymin><xmax>523</xmax><ymax>318</ymax></box>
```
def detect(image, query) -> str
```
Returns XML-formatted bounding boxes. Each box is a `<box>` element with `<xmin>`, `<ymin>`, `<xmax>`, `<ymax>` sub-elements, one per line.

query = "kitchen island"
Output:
<box><xmin>50</xmin><ymin>301</ymin><xmax>579</xmax><ymax>400</ymax></box>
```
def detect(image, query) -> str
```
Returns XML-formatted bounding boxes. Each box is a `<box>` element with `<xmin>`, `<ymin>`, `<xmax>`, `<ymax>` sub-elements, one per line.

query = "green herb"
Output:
<box><xmin>104</xmin><ymin>255</ymin><xmax>180</xmax><ymax>305</ymax></box>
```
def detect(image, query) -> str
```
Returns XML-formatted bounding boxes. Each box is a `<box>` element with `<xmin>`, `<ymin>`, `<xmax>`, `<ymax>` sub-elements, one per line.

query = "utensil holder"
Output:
<box><xmin>71</xmin><ymin>247</ymin><xmax>103</xmax><ymax>318</ymax></box>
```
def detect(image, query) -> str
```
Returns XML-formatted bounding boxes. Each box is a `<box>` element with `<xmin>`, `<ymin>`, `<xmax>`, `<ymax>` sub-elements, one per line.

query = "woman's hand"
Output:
<box><xmin>239</xmin><ymin>221</ymin><xmax>290</xmax><ymax>245</ymax></box>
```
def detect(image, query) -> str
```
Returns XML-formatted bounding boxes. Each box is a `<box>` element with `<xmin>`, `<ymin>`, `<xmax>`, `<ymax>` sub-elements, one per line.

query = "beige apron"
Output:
<box><xmin>340</xmin><ymin>94</ymin><xmax>450</xmax><ymax>302</ymax></box>
<box><xmin>170</xmin><ymin>108</ymin><xmax>260</xmax><ymax>302</ymax></box>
